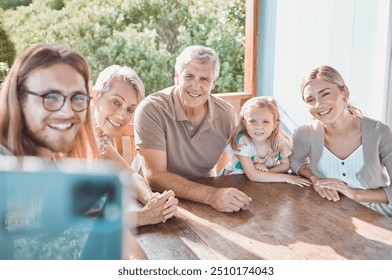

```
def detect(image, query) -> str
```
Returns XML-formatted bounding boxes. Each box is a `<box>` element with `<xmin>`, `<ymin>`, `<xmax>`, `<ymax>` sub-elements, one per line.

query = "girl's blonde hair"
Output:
<box><xmin>229</xmin><ymin>96</ymin><xmax>291</xmax><ymax>155</ymax></box>
<box><xmin>300</xmin><ymin>65</ymin><xmax>362</xmax><ymax>117</ymax></box>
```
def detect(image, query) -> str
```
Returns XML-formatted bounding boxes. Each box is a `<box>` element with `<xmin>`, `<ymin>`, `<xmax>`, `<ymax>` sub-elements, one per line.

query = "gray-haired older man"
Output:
<box><xmin>134</xmin><ymin>45</ymin><xmax>252</xmax><ymax>212</ymax></box>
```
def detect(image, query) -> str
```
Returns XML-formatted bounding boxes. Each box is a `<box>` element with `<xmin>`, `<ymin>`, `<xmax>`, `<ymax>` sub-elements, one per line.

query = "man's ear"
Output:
<box><xmin>174</xmin><ymin>70</ymin><xmax>179</xmax><ymax>85</ymax></box>
<box><xmin>211</xmin><ymin>80</ymin><xmax>216</xmax><ymax>91</ymax></box>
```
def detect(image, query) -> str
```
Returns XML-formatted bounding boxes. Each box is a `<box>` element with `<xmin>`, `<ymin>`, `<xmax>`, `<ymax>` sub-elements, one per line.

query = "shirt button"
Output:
<box><xmin>341</xmin><ymin>162</ymin><xmax>345</xmax><ymax>165</ymax></box>
<box><xmin>342</xmin><ymin>173</ymin><xmax>346</xmax><ymax>176</ymax></box>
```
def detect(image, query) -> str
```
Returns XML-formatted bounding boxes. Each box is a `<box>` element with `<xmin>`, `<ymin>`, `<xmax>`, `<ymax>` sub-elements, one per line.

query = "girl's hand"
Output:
<box><xmin>283</xmin><ymin>174</ymin><xmax>312</xmax><ymax>187</ymax></box>
<box><xmin>311</xmin><ymin>177</ymin><xmax>340</xmax><ymax>202</ymax></box>
<box><xmin>315</xmin><ymin>178</ymin><xmax>354</xmax><ymax>200</ymax></box>
<box><xmin>254</xmin><ymin>163</ymin><xmax>268</xmax><ymax>172</ymax></box>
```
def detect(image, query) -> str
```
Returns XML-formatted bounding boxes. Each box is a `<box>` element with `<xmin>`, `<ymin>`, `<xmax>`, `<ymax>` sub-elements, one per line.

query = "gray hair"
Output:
<box><xmin>175</xmin><ymin>45</ymin><xmax>220</xmax><ymax>79</ymax></box>
<box><xmin>93</xmin><ymin>65</ymin><xmax>145</xmax><ymax>103</ymax></box>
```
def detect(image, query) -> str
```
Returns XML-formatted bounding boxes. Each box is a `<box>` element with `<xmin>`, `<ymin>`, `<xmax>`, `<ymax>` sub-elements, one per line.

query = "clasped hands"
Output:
<box><xmin>137</xmin><ymin>190</ymin><xmax>178</xmax><ymax>226</ymax></box>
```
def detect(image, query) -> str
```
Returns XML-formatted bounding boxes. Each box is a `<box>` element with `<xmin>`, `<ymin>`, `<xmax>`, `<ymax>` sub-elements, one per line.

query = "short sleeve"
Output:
<box><xmin>134</xmin><ymin>99</ymin><xmax>166</xmax><ymax>151</ymax></box>
<box><xmin>234</xmin><ymin>134</ymin><xmax>254</xmax><ymax>157</ymax></box>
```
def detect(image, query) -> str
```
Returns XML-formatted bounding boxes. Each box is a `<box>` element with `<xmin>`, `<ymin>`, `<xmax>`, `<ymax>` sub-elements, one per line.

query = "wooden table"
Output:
<box><xmin>135</xmin><ymin>175</ymin><xmax>392</xmax><ymax>260</ymax></box>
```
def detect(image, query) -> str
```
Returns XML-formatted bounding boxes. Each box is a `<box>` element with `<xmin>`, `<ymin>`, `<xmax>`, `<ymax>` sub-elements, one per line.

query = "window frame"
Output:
<box><xmin>216</xmin><ymin>0</ymin><xmax>258</xmax><ymax>111</ymax></box>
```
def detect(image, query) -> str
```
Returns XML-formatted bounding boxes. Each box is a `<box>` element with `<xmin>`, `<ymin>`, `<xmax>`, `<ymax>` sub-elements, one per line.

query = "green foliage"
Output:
<box><xmin>48</xmin><ymin>0</ymin><xmax>64</xmax><ymax>10</ymax></box>
<box><xmin>1</xmin><ymin>0</ymin><xmax>245</xmax><ymax>94</ymax></box>
<box><xmin>0</xmin><ymin>0</ymin><xmax>31</xmax><ymax>9</ymax></box>
<box><xmin>0</xmin><ymin>62</ymin><xmax>9</xmax><ymax>79</ymax></box>
<box><xmin>0</xmin><ymin>19</ymin><xmax>15</xmax><ymax>77</ymax></box>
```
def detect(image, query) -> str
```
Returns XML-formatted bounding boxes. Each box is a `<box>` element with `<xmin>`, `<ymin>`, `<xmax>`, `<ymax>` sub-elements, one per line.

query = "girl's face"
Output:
<box><xmin>94</xmin><ymin>78</ymin><xmax>138</xmax><ymax>137</ymax></box>
<box><xmin>303</xmin><ymin>78</ymin><xmax>348</xmax><ymax>125</ymax></box>
<box><xmin>243</xmin><ymin>106</ymin><xmax>276</xmax><ymax>144</ymax></box>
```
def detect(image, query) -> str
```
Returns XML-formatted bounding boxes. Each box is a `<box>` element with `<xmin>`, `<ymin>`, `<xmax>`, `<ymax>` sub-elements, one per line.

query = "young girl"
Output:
<box><xmin>221</xmin><ymin>96</ymin><xmax>310</xmax><ymax>187</ymax></box>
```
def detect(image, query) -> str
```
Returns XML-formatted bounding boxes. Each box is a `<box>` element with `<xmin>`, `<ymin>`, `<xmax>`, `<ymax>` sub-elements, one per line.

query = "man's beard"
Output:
<box><xmin>25</xmin><ymin>126</ymin><xmax>74</xmax><ymax>154</ymax></box>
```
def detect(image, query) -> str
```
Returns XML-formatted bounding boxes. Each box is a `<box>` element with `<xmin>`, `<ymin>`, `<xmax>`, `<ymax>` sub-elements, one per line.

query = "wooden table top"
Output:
<box><xmin>135</xmin><ymin>175</ymin><xmax>392</xmax><ymax>260</ymax></box>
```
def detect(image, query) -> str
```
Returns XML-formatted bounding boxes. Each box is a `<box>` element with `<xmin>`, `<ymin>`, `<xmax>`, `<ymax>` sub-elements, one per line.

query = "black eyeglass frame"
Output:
<box><xmin>25</xmin><ymin>90</ymin><xmax>91</xmax><ymax>112</ymax></box>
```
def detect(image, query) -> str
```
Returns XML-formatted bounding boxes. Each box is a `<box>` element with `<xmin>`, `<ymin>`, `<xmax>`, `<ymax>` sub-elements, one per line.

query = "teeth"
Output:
<box><xmin>188</xmin><ymin>92</ymin><xmax>201</xmax><ymax>97</ymax></box>
<box><xmin>48</xmin><ymin>123</ymin><xmax>72</xmax><ymax>130</ymax></box>
<box><xmin>108</xmin><ymin>118</ymin><xmax>122</xmax><ymax>127</ymax></box>
<box><xmin>319</xmin><ymin>109</ymin><xmax>331</xmax><ymax>115</ymax></box>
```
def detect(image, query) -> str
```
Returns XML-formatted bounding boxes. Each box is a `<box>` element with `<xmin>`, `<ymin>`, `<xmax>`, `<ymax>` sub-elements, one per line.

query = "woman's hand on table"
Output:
<box><xmin>315</xmin><ymin>178</ymin><xmax>354</xmax><ymax>200</ymax></box>
<box><xmin>312</xmin><ymin>177</ymin><xmax>341</xmax><ymax>201</ymax></box>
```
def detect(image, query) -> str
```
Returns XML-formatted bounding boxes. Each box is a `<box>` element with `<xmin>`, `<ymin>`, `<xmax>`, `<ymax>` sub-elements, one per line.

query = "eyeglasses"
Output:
<box><xmin>25</xmin><ymin>90</ymin><xmax>91</xmax><ymax>112</ymax></box>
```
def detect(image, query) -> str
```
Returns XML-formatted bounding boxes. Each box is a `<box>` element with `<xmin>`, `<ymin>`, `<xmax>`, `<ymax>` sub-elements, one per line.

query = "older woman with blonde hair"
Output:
<box><xmin>290</xmin><ymin>65</ymin><xmax>392</xmax><ymax>216</ymax></box>
<box><xmin>91</xmin><ymin>65</ymin><xmax>178</xmax><ymax>227</ymax></box>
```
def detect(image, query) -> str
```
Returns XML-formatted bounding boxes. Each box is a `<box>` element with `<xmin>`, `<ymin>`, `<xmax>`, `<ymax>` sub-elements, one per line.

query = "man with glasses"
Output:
<box><xmin>0</xmin><ymin>43</ymin><xmax>146</xmax><ymax>260</ymax></box>
<box><xmin>0</xmin><ymin>43</ymin><xmax>97</xmax><ymax>157</ymax></box>
<box><xmin>25</xmin><ymin>90</ymin><xmax>91</xmax><ymax>112</ymax></box>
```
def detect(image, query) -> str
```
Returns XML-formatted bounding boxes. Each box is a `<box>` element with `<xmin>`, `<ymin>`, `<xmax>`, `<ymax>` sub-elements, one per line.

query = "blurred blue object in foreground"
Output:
<box><xmin>0</xmin><ymin>156</ymin><xmax>127</xmax><ymax>260</ymax></box>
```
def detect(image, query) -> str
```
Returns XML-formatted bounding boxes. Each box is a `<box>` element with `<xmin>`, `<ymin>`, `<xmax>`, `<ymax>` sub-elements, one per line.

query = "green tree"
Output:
<box><xmin>1</xmin><ymin>0</ymin><xmax>245</xmax><ymax>94</ymax></box>
<box><xmin>48</xmin><ymin>0</ymin><xmax>64</xmax><ymax>10</ymax></box>
<box><xmin>0</xmin><ymin>19</ymin><xmax>15</xmax><ymax>78</ymax></box>
<box><xmin>0</xmin><ymin>0</ymin><xmax>31</xmax><ymax>9</ymax></box>
<box><xmin>0</xmin><ymin>62</ymin><xmax>9</xmax><ymax>79</ymax></box>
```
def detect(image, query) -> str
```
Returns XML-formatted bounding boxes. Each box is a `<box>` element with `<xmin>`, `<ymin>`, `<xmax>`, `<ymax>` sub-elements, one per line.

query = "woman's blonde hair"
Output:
<box><xmin>229</xmin><ymin>96</ymin><xmax>291</xmax><ymax>156</ymax></box>
<box><xmin>92</xmin><ymin>64</ymin><xmax>145</xmax><ymax>103</ymax></box>
<box><xmin>0</xmin><ymin>43</ymin><xmax>99</xmax><ymax>158</ymax></box>
<box><xmin>300</xmin><ymin>65</ymin><xmax>362</xmax><ymax>117</ymax></box>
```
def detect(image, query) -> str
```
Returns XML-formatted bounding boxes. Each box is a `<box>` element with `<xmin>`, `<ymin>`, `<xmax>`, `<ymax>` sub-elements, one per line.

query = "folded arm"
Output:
<box><xmin>239</xmin><ymin>155</ymin><xmax>310</xmax><ymax>187</ymax></box>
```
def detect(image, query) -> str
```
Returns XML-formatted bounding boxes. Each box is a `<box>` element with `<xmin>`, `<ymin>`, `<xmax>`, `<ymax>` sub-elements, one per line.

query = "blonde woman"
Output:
<box><xmin>290</xmin><ymin>65</ymin><xmax>392</xmax><ymax>216</ymax></box>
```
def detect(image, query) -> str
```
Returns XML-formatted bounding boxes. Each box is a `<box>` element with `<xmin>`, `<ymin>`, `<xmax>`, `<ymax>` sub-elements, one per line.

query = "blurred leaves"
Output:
<box><xmin>1</xmin><ymin>0</ymin><xmax>245</xmax><ymax>94</ymax></box>
<box><xmin>0</xmin><ymin>18</ymin><xmax>15</xmax><ymax>78</ymax></box>
<box><xmin>0</xmin><ymin>0</ymin><xmax>31</xmax><ymax>9</ymax></box>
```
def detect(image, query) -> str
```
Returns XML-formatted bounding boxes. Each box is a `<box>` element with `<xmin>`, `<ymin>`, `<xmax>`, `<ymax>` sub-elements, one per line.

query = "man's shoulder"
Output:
<box><xmin>210</xmin><ymin>94</ymin><xmax>236</xmax><ymax>118</ymax></box>
<box><xmin>137</xmin><ymin>86</ymin><xmax>174</xmax><ymax>114</ymax></box>
<box><xmin>210</xmin><ymin>94</ymin><xmax>235</xmax><ymax>109</ymax></box>
<box><xmin>145</xmin><ymin>86</ymin><xmax>174</xmax><ymax>103</ymax></box>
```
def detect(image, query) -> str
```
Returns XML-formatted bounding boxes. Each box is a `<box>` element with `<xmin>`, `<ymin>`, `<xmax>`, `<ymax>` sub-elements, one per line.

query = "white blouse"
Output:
<box><xmin>319</xmin><ymin>145</ymin><xmax>392</xmax><ymax>216</ymax></box>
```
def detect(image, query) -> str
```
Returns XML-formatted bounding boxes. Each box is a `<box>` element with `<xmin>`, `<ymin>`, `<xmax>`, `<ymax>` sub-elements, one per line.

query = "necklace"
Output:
<box><xmin>95</xmin><ymin>126</ymin><xmax>110</xmax><ymax>155</ymax></box>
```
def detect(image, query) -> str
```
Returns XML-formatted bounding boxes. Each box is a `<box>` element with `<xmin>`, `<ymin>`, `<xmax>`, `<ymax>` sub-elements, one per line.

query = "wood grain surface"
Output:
<box><xmin>136</xmin><ymin>175</ymin><xmax>392</xmax><ymax>260</ymax></box>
